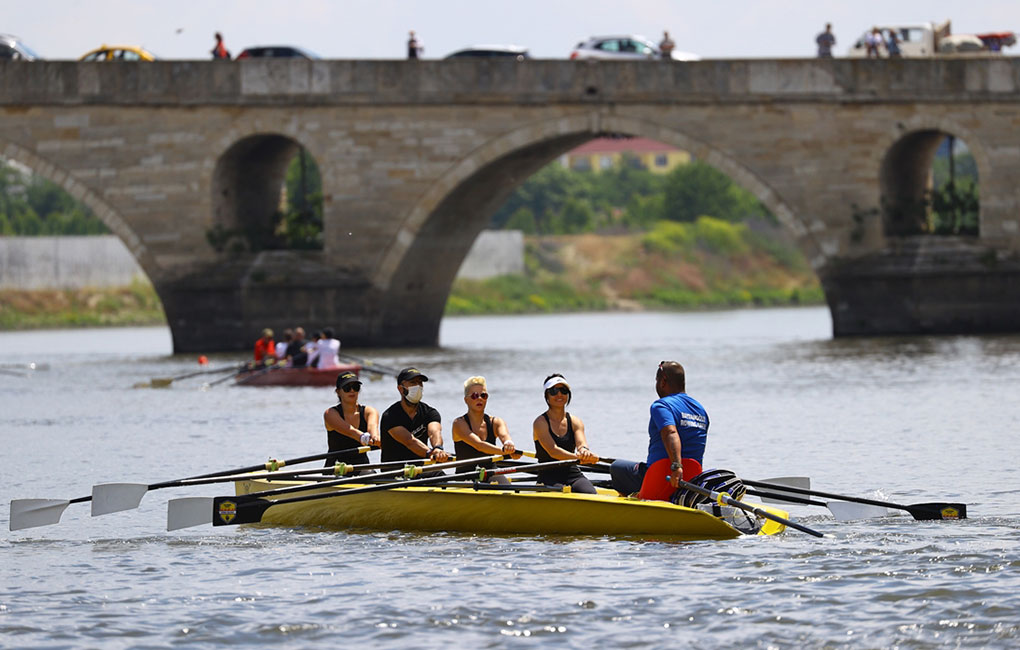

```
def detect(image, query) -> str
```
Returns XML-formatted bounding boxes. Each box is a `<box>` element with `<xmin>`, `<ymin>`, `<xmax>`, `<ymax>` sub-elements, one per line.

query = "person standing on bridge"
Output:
<box><xmin>407</xmin><ymin>30</ymin><xmax>423</xmax><ymax>59</ymax></box>
<box><xmin>816</xmin><ymin>23</ymin><xmax>836</xmax><ymax>58</ymax></box>
<box><xmin>659</xmin><ymin>31</ymin><xmax>675</xmax><ymax>59</ymax></box>
<box><xmin>211</xmin><ymin>32</ymin><xmax>231</xmax><ymax>60</ymax></box>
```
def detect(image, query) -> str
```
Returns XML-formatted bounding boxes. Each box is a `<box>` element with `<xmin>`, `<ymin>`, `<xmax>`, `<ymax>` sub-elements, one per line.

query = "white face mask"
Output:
<box><xmin>404</xmin><ymin>384</ymin><xmax>423</xmax><ymax>404</ymax></box>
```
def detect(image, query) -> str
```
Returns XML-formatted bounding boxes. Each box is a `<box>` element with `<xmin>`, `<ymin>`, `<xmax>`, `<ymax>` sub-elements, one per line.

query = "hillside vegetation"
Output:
<box><xmin>447</xmin><ymin>217</ymin><xmax>823</xmax><ymax>315</ymax></box>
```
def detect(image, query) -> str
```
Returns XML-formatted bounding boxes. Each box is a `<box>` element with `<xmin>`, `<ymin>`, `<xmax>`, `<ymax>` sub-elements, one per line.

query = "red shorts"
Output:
<box><xmin>638</xmin><ymin>457</ymin><xmax>703</xmax><ymax>502</ymax></box>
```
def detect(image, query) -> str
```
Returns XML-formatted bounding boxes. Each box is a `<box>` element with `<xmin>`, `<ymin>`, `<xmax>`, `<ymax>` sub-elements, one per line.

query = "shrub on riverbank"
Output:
<box><xmin>0</xmin><ymin>279</ymin><xmax>165</xmax><ymax>329</ymax></box>
<box><xmin>446</xmin><ymin>223</ymin><xmax>822</xmax><ymax>315</ymax></box>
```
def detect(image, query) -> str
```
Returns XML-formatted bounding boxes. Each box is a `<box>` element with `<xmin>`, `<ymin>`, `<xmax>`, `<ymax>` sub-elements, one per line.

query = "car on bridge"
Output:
<box><xmin>236</xmin><ymin>45</ymin><xmax>320</xmax><ymax>59</ymax></box>
<box><xmin>569</xmin><ymin>35</ymin><xmax>699</xmax><ymax>61</ymax></box>
<box><xmin>1</xmin><ymin>33</ymin><xmax>42</xmax><ymax>60</ymax></box>
<box><xmin>79</xmin><ymin>45</ymin><xmax>157</xmax><ymax>61</ymax></box>
<box><xmin>445</xmin><ymin>45</ymin><xmax>530</xmax><ymax>60</ymax></box>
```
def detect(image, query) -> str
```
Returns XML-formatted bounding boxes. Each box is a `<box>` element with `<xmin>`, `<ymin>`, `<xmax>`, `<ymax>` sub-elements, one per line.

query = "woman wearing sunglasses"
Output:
<box><xmin>452</xmin><ymin>376</ymin><xmax>517</xmax><ymax>484</ymax></box>
<box><xmin>323</xmin><ymin>371</ymin><xmax>380</xmax><ymax>470</ymax></box>
<box><xmin>531</xmin><ymin>374</ymin><xmax>599</xmax><ymax>494</ymax></box>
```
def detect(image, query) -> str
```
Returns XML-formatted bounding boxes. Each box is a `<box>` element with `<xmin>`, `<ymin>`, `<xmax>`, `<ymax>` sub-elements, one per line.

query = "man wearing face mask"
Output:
<box><xmin>379</xmin><ymin>367</ymin><xmax>449</xmax><ymax>467</ymax></box>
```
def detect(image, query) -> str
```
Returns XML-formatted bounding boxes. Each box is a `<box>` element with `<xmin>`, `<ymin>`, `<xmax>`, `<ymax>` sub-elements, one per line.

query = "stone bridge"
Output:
<box><xmin>2</xmin><ymin>58</ymin><xmax>1019</xmax><ymax>351</ymax></box>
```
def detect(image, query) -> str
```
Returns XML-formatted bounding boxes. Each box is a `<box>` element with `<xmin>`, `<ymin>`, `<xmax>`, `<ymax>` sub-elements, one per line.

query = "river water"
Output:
<box><xmin>2</xmin><ymin>307</ymin><xmax>1018</xmax><ymax>648</ymax></box>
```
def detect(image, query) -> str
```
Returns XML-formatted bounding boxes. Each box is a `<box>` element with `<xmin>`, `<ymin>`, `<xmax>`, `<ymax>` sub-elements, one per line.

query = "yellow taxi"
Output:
<box><xmin>79</xmin><ymin>45</ymin><xmax>157</xmax><ymax>61</ymax></box>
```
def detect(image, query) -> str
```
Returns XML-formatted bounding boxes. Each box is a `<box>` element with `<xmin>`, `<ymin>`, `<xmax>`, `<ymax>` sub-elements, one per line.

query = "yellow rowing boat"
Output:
<box><xmin>232</xmin><ymin>478</ymin><xmax>790</xmax><ymax>540</ymax></box>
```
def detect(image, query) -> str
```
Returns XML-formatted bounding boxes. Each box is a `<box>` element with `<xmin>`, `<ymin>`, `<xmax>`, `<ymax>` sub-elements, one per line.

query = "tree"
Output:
<box><xmin>662</xmin><ymin>162</ymin><xmax>740</xmax><ymax>223</ymax></box>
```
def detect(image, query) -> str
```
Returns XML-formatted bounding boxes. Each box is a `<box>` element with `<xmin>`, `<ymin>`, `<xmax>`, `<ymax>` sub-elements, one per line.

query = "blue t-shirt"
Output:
<box><xmin>646</xmin><ymin>392</ymin><xmax>708</xmax><ymax>466</ymax></box>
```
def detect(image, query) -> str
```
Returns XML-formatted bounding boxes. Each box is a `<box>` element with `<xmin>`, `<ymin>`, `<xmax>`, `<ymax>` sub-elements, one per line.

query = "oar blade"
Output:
<box><xmin>167</xmin><ymin>497</ymin><xmax>215</xmax><ymax>530</ymax></box>
<box><xmin>91</xmin><ymin>483</ymin><xmax>149</xmax><ymax>516</ymax></box>
<box><xmin>905</xmin><ymin>502</ymin><xmax>967</xmax><ymax>521</ymax></box>
<box><xmin>211</xmin><ymin>496</ymin><xmax>274</xmax><ymax>527</ymax></box>
<box><xmin>755</xmin><ymin>477</ymin><xmax>812</xmax><ymax>505</ymax></box>
<box><xmin>826</xmin><ymin>500</ymin><xmax>891</xmax><ymax>521</ymax></box>
<box><xmin>149</xmin><ymin>378</ymin><xmax>173</xmax><ymax>388</ymax></box>
<box><xmin>9</xmin><ymin>499</ymin><xmax>71</xmax><ymax>531</ymax></box>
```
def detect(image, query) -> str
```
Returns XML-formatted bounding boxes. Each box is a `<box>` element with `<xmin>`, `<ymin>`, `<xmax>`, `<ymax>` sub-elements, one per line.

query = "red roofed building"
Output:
<box><xmin>561</xmin><ymin>137</ymin><xmax>691</xmax><ymax>174</ymax></box>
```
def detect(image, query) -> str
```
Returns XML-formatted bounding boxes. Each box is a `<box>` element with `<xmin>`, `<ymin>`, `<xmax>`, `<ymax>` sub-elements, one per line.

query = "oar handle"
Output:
<box><xmin>676</xmin><ymin>478</ymin><xmax>825</xmax><ymax>538</ymax></box>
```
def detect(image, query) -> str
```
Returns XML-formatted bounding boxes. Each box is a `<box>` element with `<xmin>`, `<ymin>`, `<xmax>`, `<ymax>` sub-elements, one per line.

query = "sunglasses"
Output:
<box><xmin>546</xmin><ymin>386</ymin><xmax>570</xmax><ymax>396</ymax></box>
<box><xmin>340</xmin><ymin>383</ymin><xmax>362</xmax><ymax>392</ymax></box>
<box><xmin>468</xmin><ymin>392</ymin><xmax>489</xmax><ymax>400</ymax></box>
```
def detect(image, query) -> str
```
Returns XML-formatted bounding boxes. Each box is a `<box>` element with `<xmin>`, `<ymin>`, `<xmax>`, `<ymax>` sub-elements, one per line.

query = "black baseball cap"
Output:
<box><xmin>397</xmin><ymin>367</ymin><xmax>429</xmax><ymax>383</ymax></box>
<box><xmin>336</xmin><ymin>371</ymin><xmax>361</xmax><ymax>389</ymax></box>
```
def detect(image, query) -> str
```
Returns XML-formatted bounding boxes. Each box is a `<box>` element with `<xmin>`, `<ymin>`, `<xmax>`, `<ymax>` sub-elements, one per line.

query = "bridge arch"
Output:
<box><xmin>877</xmin><ymin>116</ymin><xmax>991</xmax><ymax>238</ymax></box>
<box><xmin>375</xmin><ymin>111</ymin><xmax>817</xmax><ymax>294</ymax></box>
<box><xmin>0</xmin><ymin>138</ymin><xmax>158</xmax><ymax>278</ymax></box>
<box><xmin>211</xmin><ymin>132</ymin><xmax>322</xmax><ymax>252</ymax></box>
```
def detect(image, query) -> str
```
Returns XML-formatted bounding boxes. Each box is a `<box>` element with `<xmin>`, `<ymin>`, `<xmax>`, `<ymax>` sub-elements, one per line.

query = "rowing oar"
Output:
<box><xmin>674</xmin><ymin>478</ymin><xmax>825</xmax><ymax>538</ymax></box>
<box><xmin>338</xmin><ymin>354</ymin><xmax>403</xmax><ymax>378</ymax></box>
<box><xmin>141</xmin><ymin>364</ymin><xmax>242</xmax><ymax>389</ymax></box>
<box><xmin>0</xmin><ymin>367</ymin><xmax>26</xmax><ymax>377</ymax></box>
<box><xmin>168</xmin><ymin>458</ymin><xmax>577</xmax><ymax>529</ymax></box>
<box><xmin>742</xmin><ymin>479</ymin><xmax>967</xmax><ymax>521</ymax></box>
<box><xmin>746</xmin><ymin>487</ymin><xmax>892</xmax><ymax>521</ymax></box>
<box><xmin>8</xmin><ymin>447</ymin><xmax>371</xmax><ymax>531</ymax></box>
<box><xmin>0</xmin><ymin>362</ymin><xmax>49</xmax><ymax>371</ymax></box>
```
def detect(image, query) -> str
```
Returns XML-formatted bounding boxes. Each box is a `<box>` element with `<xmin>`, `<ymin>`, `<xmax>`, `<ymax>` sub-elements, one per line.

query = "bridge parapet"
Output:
<box><xmin>3</xmin><ymin>59</ymin><xmax>1019</xmax><ymax>107</ymax></box>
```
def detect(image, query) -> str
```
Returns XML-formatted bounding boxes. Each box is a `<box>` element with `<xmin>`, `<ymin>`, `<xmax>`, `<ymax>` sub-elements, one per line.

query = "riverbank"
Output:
<box><xmin>447</xmin><ymin>218</ymin><xmax>823</xmax><ymax>315</ymax></box>
<box><xmin>0</xmin><ymin>279</ymin><xmax>165</xmax><ymax>329</ymax></box>
<box><xmin>0</xmin><ymin>220</ymin><xmax>822</xmax><ymax>329</ymax></box>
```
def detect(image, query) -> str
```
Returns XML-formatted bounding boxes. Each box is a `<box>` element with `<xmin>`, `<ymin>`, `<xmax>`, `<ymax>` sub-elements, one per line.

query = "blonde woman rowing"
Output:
<box><xmin>452</xmin><ymin>376</ymin><xmax>517</xmax><ymax>484</ymax></box>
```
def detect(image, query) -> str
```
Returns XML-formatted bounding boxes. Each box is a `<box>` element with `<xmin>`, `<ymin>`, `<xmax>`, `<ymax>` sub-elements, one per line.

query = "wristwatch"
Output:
<box><xmin>670</xmin><ymin>461</ymin><xmax>682</xmax><ymax>472</ymax></box>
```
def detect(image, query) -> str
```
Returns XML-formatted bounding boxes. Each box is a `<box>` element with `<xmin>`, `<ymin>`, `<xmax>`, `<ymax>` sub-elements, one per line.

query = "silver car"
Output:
<box><xmin>0</xmin><ymin>33</ymin><xmax>42</xmax><ymax>60</ymax></box>
<box><xmin>569</xmin><ymin>35</ymin><xmax>698</xmax><ymax>61</ymax></box>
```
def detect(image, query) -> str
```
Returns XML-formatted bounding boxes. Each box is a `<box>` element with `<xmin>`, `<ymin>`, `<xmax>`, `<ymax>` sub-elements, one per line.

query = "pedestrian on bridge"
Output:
<box><xmin>816</xmin><ymin>23</ymin><xmax>835</xmax><ymax>58</ymax></box>
<box><xmin>211</xmin><ymin>32</ymin><xmax>231</xmax><ymax>60</ymax></box>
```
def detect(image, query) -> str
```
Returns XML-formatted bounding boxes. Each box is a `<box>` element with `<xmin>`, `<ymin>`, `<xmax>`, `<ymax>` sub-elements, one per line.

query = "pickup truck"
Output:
<box><xmin>847</xmin><ymin>20</ymin><xmax>1016</xmax><ymax>57</ymax></box>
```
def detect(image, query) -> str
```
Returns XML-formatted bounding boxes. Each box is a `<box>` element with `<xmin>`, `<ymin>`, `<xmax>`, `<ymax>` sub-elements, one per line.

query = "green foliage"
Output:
<box><xmin>0</xmin><ymin>164</ymin><xmax>109</xmax><ymax>235</ymax></box>
<box><xmin>641</xmin><ymin>217</ymin><xmax>749</xmax><ymax>256</ymax></box>
<box><xmin>930</xmin><ymin>178</ymin><xmax>979</xmax><ymax>236</ymax></box>
<box><xmin>281</xmin><ymin>149</ymin><xmax>324</xmax><ymax>249</ymax></box>
<box><xmin>662</xmin><ymin>162</ymin><xmax>740</xmax><ymax>223</ymax></box>
<box><xmin>445</xmin><ymin>274</ymin><xmax>607</xmax><ymax>315</ymax></box>
<box><xmin>491</xmin><ymin>156</ymin><xmax>772</xmax><ymax>235</ymax></box>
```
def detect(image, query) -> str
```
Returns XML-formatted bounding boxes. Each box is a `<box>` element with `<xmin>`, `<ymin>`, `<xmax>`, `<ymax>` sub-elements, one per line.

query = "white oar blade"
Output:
<box><xmin>756</xmin><ymin>477</ymin><xmax>812</xmax><ymax>505</ymax></box>
<box><xmin>167</xmin><ymin>497</ymin><xmax>214</xmax><ymax>531</ymax></box>
<box><xmin>826</xmin><ymin>500</ymin><xmax>891</xmax><ymax>521</ymax></box>
<box><xmin>761</xmin><ymin>476</ymin><xmax>811</xmax><ymax>490</ymax></box>
<box><xmin>91</xmin><ymin>483</ymin><xmax>149</xmax><ymax>516</ymax></box>
<box><xmin>9</xmin><ymin>499</ymin><xmax>71</xmax><ymax>531</ymax></box>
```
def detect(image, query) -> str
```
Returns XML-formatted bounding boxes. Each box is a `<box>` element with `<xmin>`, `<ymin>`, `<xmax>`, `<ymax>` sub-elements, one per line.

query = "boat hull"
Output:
<box><xmin>234</xmin><ymin>364</ymin><xmax>361</xmax><ymax>387</ymax></box>
<box><xmin>234</xmin><ymin>478</ymin><xmax>788</xmax><ymax>540</ymax></box>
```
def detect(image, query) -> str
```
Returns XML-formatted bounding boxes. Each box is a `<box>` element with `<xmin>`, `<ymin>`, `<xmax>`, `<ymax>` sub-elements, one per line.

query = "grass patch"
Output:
<box><xmin>0</xmin><ymin>279</ymin><xmax>166</xmax><ymax>330</ymax></box>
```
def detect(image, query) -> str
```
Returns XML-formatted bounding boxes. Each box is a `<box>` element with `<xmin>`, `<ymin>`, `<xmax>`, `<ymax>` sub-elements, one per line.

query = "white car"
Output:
<box><xmin>569</xmin><ymin>35</ymin><xmax>699</xmax><ymax>61</ymax></box>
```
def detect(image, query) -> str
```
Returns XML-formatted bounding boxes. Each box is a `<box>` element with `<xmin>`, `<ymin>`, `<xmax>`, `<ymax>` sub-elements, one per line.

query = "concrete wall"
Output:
<box><xmin>0</xmin><ymin>236</ymin><xmax>146</xmax><ymax>289</ymax></box>
<box><xmin>0</xmin><ymin>231</ymin><xmax>524</xmax><ymax>290</ymax></box>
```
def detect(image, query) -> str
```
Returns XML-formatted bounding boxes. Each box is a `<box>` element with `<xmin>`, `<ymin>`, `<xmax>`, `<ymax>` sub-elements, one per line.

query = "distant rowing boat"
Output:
<box><xmin>233</xmin><ymin>364</ymin><xmax>362</xmax><ymax>387</ymax></box>
<box><xmin>229</xmin><ymin>477</ymin><xmax>789</xmax><ymax>539</ymax></box>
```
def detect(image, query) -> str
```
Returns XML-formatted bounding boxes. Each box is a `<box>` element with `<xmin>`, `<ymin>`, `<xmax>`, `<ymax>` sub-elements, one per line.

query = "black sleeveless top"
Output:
<box><xmin>325</xmin><ymin>404</ymin><xmax>370</xmax><ymax>467</ymax></box>
<box><xmin>535</xmin><ymin>412</ymin><xmax>585</xmax><ymax>485</ymax></box>
<box><xmin>454</xmin><ymin>412</ymin><xmax>497</xmax><ymax>473</ymax></box>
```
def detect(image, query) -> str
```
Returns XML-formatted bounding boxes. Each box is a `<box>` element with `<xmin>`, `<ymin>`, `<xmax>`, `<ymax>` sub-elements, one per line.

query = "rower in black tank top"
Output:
<box><xmin>535</xmin><ymin>412</ymin><xmax>589</xmax><ymax>487</ymax></box>
<box><xmin>325</xmin><ymin>403</ymin><xmax>370</xmax><ymax>467</ymax></box>
<box><xmin>453</xmin><ymin>411</ymin><xmax>497</xmax><ymax>471</ymax></box>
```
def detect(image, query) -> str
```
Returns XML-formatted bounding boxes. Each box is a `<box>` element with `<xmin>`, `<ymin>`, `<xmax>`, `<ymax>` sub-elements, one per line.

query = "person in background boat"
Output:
<box><xmin>274</xmin><ymin>328</ymin><xmax>293</xmax><ymax>362</ymax></box>
<box><xmin>324</xmin><ymin>371</ymin><xmax>379</xmax><ymax>472</ymax></box>
<box><xmin>609</xmin><ymin>361</ymin><xmax>708</xmax><ymax>501</ymax></box>
<box><xmin>452</xmin><ymin>376</ymin><xmax>517</xmax><ymax>484</ymax></box>
<box><xmin>306</xmin><ymin>331</ymin><xmax>322</xmax><ymax>367</ymax></box>
<box><xmin>287</xmin><ymin>327</ymin><xmax>309</xmax><ymax>367</ymax></box>
<box><xmin>380</xmin><ymin>367</ymin><xmax>449</xmax><ymax>472</ymax></box>
<box><xmin>253</xmin><ymin>328</ymin><xmax>275</xmax><ymax>363</ymax></box>
<box><xmin>532</xmin><ymin>374</ymin><xmax>599</xmax><ymax>494</ymax></box>
<box><xmin>313</xmin><ymin>327</ymin><xmax>341</xmax><ymax>369</ymax></box>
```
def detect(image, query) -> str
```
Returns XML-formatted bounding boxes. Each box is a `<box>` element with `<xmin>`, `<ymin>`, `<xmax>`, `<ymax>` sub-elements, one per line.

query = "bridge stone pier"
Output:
<box><xmin>2</xmin><ymin>59</ymin><xmax>1020</xmax><ymax>351</ymax></box>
